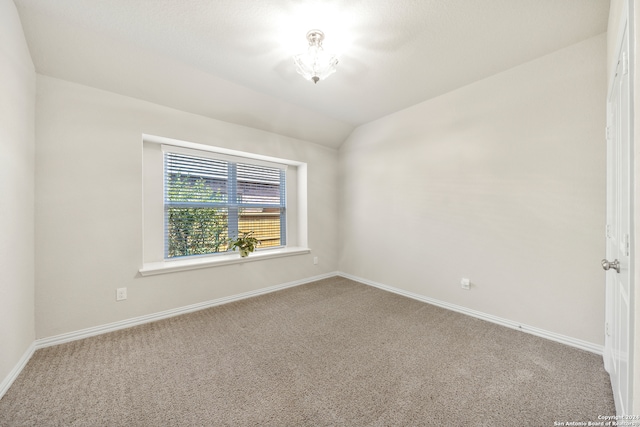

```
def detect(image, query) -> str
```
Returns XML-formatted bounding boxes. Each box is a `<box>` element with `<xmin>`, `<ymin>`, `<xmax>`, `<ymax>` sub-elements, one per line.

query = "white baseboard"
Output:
<box><xmin>35</xmin><ymin>271</ymin><xmax>338</xmax><ymax>350</ymax></box>
<box><xmin>338</xmin><ymin>272</ymin><xmax>604</xmax><ymax>355</ymax></box>
<box><xmin>0</xmin><ymin>342</ymin><xmax>35</xmax><ymax>401</ymax></box>
<box><xmin>2</xmin><ymin>272</ymin><xmax>336</xmax><ymax>400</ymax></box>
<box><xmin>3</xmin><ymin>270</ymin><xmax>602</xmax><ymax>402</ymax></box>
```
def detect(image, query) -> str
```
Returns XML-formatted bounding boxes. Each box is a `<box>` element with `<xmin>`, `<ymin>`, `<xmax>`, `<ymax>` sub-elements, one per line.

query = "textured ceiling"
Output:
<box><xmin>14</xmin><ymin>0</ymin><xmax>610</xmax><ymax>148</ymax></box>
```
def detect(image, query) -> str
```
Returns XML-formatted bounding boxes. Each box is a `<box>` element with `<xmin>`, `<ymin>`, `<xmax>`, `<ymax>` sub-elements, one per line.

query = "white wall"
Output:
<box><xmin>339</xmin><ymin>34</ymin><xmax>607</xmax><ymax>345</ymax></box>
<box><xmin>0</xmin><ymin>0</ymin><xmax>35</xmax><ymax>391</ymax></box>
<box><xmin>35</xmin><ymin>76</ymin><xmax>338</xmax><ymax>339</ymax></box>
<box><xmin>632</xmin><ymin>0</ymin><xmax>640</xmax><ymax>415</ymax></box>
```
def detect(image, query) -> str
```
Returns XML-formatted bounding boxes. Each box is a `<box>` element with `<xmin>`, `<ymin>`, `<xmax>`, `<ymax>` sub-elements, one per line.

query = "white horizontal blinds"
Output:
<box><xmin>164</xmin><ymin>152</ymin><xmax>230</xmax><ymax>258</ymax></box>
<box><xmin>165</xmin><ymin>153</ymin><xmax>229</xmax><ymax>205</ymax></box>
<box><xmin>236</xmin><ymin>163</ymin><xmax>283</xmax><ymax>206</ymax></box>
<box><xmin>236</xmin><ymin>163</ymin><xmax>286</xmax><ymax>248</ymax></box>
<box><xmin>161</xmin><ymin>144</ymin><xmax>288</xmax><ymax>171</ymax></box>
<box><xmin>163</xmin><ymin>147</ymin><xmax>287</xmax><ymax>259</ymax></box>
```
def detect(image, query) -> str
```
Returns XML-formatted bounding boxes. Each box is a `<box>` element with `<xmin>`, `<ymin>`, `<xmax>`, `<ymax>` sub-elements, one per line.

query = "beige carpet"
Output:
<box><xmin>0</xmin><ymin>276</ymin><xmax>615</xmax><ymax>426</ymax></box>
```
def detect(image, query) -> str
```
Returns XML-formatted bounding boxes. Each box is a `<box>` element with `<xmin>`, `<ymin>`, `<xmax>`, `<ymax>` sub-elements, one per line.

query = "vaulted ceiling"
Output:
<box><xmin>14</xmin><ymin>0</ymin><xmax>610</xmax><ymax>148</ymax></box>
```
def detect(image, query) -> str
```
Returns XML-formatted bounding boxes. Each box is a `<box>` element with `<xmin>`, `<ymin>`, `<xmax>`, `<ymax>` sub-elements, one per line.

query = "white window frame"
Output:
<box><xmin>140</xmin><ymin>134</ymin><xmax>309</xmax><ymax>276</ymax></box>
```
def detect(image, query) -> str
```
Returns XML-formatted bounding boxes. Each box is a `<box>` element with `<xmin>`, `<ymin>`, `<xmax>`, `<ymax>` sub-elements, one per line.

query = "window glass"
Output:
<box><xmin>164</xmin><ymin>149</ymin><xmax>286</xmax><ymax>259</ymax></box>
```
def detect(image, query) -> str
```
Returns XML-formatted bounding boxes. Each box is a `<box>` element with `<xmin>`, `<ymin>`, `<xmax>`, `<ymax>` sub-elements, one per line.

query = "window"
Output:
<box><xmin>164</xmin><ymin>146</ymin><xmax>287</xmax><ymax>259</ymax></box>
<box><xmin>141</xmin><ymin>135</ymin><xmax>309</xmax><ymax>275</ymax></box>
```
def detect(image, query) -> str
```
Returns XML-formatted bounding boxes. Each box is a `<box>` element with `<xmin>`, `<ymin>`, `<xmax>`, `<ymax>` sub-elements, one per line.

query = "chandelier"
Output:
<box><xmin>293</xmin><ymin>30</ymin><xmax>338</xmax><ymax>84</ymax></box>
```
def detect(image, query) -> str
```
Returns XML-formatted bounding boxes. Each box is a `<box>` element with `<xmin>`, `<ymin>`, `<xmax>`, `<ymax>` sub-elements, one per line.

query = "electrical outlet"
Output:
<box><xmin>116</xmin><ymin>287</ymin><xmax>127</xmax><ymax>301</ymax></box>
<box><xmin>460</xmin><ymin>278</ymin><xmax>470</xmax><ymax>290</ymax></box>
<box><xmin>313</xmin><ymin>256</ymin><xmax>319</xmax><ymax>265</ymax></box>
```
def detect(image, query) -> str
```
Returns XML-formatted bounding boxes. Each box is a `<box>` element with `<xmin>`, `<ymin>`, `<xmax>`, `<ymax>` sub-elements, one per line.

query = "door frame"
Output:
<box><xmin>606</xmin><ymin>0</ymin><xmax>635</xmax><ymax>415</ymax></box>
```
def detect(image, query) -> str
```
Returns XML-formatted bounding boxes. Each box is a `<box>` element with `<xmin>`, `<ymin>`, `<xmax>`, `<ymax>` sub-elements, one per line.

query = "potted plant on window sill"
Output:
<box><xmin>229</xmin><ymin>231</ymin><xmax>261</xmax><ymax>257</ymax></box>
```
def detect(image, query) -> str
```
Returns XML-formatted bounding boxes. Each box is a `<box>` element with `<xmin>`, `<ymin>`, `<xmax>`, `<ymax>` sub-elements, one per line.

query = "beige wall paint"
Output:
<box><xmin>34</xmin><ymin>76</ymin><xmax>338</xmax><ymax>339</ymax></box>
<box><xmin>339</xmin><ymin>34</ymin><xmax>607</xmax><ymax>345</ymax></box>
<box><xmin>0</xmin><ymin>0</ymin><xmax>35</xmax><ymax>388</ymax></box>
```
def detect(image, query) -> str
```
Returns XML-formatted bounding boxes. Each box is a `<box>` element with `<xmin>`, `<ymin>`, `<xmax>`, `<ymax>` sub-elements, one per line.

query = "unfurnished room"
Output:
<box><xmin>1</xmin><ymin>0</ymin><xmax>638</xmax><ymax>425</ymax></box>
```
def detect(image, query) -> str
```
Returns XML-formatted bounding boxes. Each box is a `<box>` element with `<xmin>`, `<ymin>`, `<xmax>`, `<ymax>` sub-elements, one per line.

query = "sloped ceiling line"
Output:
<box><xmin>14</xmin><ymin>0</ymin><xmax>610</xmax><ymax>148</ymax></box>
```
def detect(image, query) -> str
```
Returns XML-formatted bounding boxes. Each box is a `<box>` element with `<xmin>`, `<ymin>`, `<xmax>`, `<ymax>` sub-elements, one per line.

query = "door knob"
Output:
<box><xmin>602</xmin><ymin>259</ymin><xmax>621</xmax><ymax>273</ymax></box>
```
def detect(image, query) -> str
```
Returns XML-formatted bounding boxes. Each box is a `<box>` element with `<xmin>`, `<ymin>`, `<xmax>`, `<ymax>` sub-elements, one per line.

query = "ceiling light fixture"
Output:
<box><xmin>293</xmin><ymin>30</ymin><xmax>338</xmax><ymax>84</ymax></box>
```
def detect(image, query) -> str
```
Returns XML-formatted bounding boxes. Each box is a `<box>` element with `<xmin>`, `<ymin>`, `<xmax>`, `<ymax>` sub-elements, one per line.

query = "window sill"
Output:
<box><xmin>139</xmin><ymin>247</ymin><xmax>311</xmax><ymax>277</ymax></box>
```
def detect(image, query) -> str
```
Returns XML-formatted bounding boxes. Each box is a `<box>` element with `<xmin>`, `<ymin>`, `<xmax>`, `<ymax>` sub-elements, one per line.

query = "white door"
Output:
<box><xmin>604</xmin><ymin>21</ymin><xmax>632</xmax><ymax>416</ymax></box>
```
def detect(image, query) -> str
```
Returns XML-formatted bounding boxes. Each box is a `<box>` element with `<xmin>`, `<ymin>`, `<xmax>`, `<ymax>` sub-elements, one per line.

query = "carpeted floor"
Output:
<box><xmin>0</xmin><ymin>276</ymin><xmax>615</xmax><ymax>426</ymax></box>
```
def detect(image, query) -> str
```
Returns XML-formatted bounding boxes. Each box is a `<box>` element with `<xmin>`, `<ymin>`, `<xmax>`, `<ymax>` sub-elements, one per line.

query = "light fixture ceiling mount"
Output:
<box><xmin>293</xmin><ymin>29</ymin><xmax>338</xmax><ymax>84</ymax></box>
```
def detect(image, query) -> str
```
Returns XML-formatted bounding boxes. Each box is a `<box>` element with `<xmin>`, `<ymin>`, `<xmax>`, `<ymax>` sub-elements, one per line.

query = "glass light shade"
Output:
<box><xmin>293</xmin><ymin>30</ymin><xmax>338</xmax><ymax>84</ymax></box>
